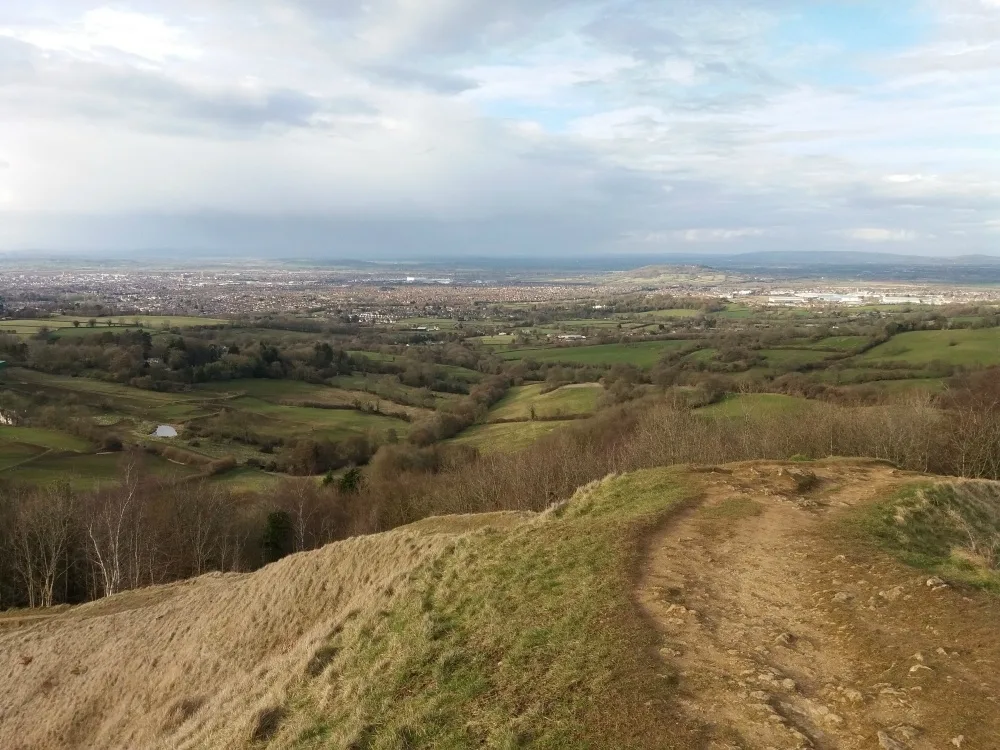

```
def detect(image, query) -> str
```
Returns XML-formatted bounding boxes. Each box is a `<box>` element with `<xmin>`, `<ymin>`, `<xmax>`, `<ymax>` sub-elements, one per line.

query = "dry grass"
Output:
<box><xmin>0</xmin><ymin>469</ymin><xmax>703</xmax><ymax>750</ymax></box>
<box><xmin>0</xmin><ymin>520</ymin><xmax>486</xmax><ymax>749</ymax></box>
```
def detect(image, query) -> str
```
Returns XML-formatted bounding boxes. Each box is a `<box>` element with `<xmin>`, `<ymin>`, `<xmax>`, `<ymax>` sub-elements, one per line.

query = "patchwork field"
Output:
<box><xmin>0</xmin><ymin>369</ymin><xmax>421</xmax><ymax>485</ymax></box>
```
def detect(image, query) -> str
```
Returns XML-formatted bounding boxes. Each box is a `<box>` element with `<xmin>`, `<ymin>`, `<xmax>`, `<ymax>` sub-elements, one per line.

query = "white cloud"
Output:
<box><xmin>676</xmin><ymin>228</ymin><xmax>768</xmax><ymax>242</ymax></box>
<box><xmin>837</xmin><ymin>228</ymin><xmax>920</xmax><ymax>242</ymax></box>
<box><xmin>0</xmin><ymin>0</ymin><xmax>997</xmax><ymax>256</ymax></box>
<box><xmin>0</xmin><ymin>7</ymin><xmax>200</xmax><ymax>63</ymax></box>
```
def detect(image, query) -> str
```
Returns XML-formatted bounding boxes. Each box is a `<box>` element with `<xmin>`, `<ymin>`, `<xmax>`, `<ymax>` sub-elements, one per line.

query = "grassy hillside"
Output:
<box><xmin>4</xmin><ymin>461</ymin><xmax>1000</xmax><ymax>748</ymax></box>
<box><xmin>850</xmin><ymin>480</ymin><xmax>1000</xmax><ymax>592</ymax></box>
<box><xmin>0</xmin><ymin>469</ymin><xmax>702</xmax><ymax>750</ymax></box>
<box><xmin>860</xmin><ymin>328</ymin><xmax>1000</xmax><ymax>366</ymax></box>
<box><xmin>488</xmin><ymin>383</ymin><xmax>601</xmax><ymax>422</ymax></box>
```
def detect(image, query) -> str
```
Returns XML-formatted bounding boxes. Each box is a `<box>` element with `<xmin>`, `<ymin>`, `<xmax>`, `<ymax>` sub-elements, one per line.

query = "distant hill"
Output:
<box><xmin>653</xmin><ymin>250</ymin><xmax>1000</xmax><ymax>268</ymax></box>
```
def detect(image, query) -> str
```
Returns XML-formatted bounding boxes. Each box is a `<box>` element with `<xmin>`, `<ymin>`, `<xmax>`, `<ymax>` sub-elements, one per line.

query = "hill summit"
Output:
<box><xmin>2</xmin><ymin>460</ymin><xmax>999</xmax><ymax>749</ymax></box>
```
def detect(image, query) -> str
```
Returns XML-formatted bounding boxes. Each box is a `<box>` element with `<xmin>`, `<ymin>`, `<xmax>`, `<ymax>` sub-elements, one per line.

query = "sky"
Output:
<box><xmin>0</xmin><ymin>0</ymin><xmax>998</xmax><ymax>258</ymax></box>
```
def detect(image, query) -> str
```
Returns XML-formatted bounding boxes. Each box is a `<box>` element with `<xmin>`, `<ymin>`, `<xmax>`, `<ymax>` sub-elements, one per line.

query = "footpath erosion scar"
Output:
<box><xmin>638</xmin><ymin>461</ymin><xmax>1000</xmax><ymax>749</ymax></box>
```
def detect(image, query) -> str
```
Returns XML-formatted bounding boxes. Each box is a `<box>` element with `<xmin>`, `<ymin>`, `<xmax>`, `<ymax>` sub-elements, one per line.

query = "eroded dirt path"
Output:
<box><xmin>638</xmin><ymin>460</ymin><xmax>1000</xmax><ymax>750</ymax></box>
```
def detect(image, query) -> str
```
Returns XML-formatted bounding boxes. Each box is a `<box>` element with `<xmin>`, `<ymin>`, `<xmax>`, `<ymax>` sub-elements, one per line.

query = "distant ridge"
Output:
<box><xmin>663</xmin><ymin>250</ymin><xmax>1000</xmax><ymax>267</ymax></box>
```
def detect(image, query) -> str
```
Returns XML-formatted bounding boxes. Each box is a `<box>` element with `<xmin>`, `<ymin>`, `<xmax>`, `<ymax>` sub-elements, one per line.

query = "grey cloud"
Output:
<box><xmin>98</xmin><ymin>72</ymin><xmax>323</xmax><ymax>129</ymax></box>
<box><xmin>583</xmin><ymin>13</ymin><xmax>683</xmax><ymax>60</ymax></box>
<box><xmin>305</xmin><ymin>0</ymin><xmax>579</xmax><ymax>57</ymax></box>
<box><xmin>361</xmin><ymin>63</ymin><xmax>478</xmax><ymax>94</ymax></box>
<box><xmin>843</xmin><ymin>183</ymin><xmax>1000</xmax><ymax>213</ymax></box>
<box><xmin>4</xmin><ymin>59</ymin><xmax>378</xmax><ymax>134</ymax></box>
<box><xmin>0</xmin><ymin>210</ymin><xmax>627</xmax><ymax>258</ymax></box>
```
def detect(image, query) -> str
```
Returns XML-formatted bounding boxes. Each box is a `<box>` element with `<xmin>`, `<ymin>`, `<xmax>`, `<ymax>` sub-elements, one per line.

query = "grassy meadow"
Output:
<box><xmin>860</xmin><ymin>328</ymin><xmax>1000</xmax><ymax>366</ymax></box>
<box><xmin>0</xmin><ymin>315</ymin><xmax>229</xmax><ymax>338</ymax></box>
<box><xmin>488</xmin><ymin>383</ymin><xmax>601</xmax><ymax>422</ymax></box>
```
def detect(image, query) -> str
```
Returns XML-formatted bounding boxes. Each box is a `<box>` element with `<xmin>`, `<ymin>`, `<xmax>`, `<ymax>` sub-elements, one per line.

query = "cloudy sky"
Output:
<box><xmin>0</xmin><ymin>1</ymin><xmax>998</xmax><ymax>258</ymax></box>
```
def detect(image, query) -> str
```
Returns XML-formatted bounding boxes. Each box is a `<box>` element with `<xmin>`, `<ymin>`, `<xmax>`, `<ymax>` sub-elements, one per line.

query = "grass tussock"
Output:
<box><xmin>851</xmin><ymin>480</ymin><xmax>1000</xmax><ymax>592</ymax></box>
<box><xmin>0</xmin><ymin>469</ymin><xmax>702</xmax><ymax>750</ymax></box>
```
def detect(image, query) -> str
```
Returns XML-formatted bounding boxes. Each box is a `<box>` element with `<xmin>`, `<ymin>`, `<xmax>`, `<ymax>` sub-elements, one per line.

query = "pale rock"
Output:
<box><xmin>775</xmin><ymin>632</ymin><xmax>796</xmax><ymax>646</ymax></box>
<box><xmin>842</xmin><ymin>688</ymin><xmax>864</xmax><ymax>704</ymax></box>
<box><xmin>877</xmin><ymin>731</ymin><xmax>907</xmax><ymax>750</ymax></box>
<box><xmin>880</xmin><ymin>586</ymin><xmax>904</xmax><ymax>602</ymax></box>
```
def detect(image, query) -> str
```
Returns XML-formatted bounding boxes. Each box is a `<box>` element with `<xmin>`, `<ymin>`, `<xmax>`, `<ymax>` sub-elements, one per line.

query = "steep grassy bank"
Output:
<box><xmin>0</xmin><ymin>469</ymin><xmax>703</xmax><ymax>750</ymax></box>
<box><xmin>848</xmin><ymin>480</ymin><xmax>1000</xmax><ymax>592</ymax></box>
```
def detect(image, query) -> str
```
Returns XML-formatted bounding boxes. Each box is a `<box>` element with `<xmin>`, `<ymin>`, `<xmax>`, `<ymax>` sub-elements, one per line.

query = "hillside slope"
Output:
<box><xmin>2</xmin><ymin>460</ymin><xmax>1000</xmax><ymax>749</ymax></box>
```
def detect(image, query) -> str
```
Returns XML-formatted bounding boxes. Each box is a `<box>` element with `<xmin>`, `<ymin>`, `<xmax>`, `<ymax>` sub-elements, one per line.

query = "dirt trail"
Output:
<box><xmin>638</xmin><ymin>460</ymin><xmax>1000</xmax><ymax>750</ymax></box>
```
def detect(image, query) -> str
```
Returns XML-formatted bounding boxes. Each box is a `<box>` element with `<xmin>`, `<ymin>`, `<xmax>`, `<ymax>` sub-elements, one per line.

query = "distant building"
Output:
<box><xmin>880</xmin><ymin>295</ymin><xmax>944</xmax><ymax>305</ymax></box>
<box><xmin>557</xmin><ymin>334</ymin><xmax>587</xmax><ymax>341</ymax></box>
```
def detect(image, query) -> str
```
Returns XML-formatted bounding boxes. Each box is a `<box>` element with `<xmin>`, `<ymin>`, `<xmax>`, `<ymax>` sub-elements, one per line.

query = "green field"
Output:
<box><xmin>0</xmin><ymin>315</ymin><xmax>228</xmax><ymax>338</ymax></box>
<box><xmin>807</xmin><ymin>335</ymin><xmax>871</xmax><ymax>351</ymax></box>
<box><xmin>759</xmin><ymin>348</ymin><xmax>835</xmax><ymax>367</ymax></box>
<box><xmin>500</xmin><ymin>340</ymin><xmax>691</xmax><ymax>367</ymax></box>
<box><xmin>196</xmin><ymin>379</ymin><xmax>433</xmax><ymax>419</ymax></box>
<box><xmin>489</xmin><ymin>383</ymin><xmax>602</xmax><ymax>422</ymax></box>
<box><xmin>636</xmin><ymin>308</ymin><xmax>701</xmax><ymax>319</ymax></box>
<box><xmin>3</xmin><ymin>451</ymin><xmax>199</xmax><ymax>489</ymax></box>
<box><xmin>4</xmin><ymin>369</ymin><xmax>223</xmax><ymax>424</ymax></box>
<box><xmin>2</xmin><ymin>369</ymin><xmax>419</xmax><ymax>483</ymax></box>
<box><xmin>0</xmin><ymin>425</ymin><xmax>91</xmax><ymax>452</ymax></box>
<box><xmin>471</xmin><ymin>334</ymin><xmax>524</xmax><ymax>347</ymax></box>
<box><xmin>206</xmin><ymin>466</ymin><xmax>286</xmax><ymax>493</ymax></box>
<box><xmin>228</xmin><ymin>397</ymin><xmax>412</xmax><ymax>439</ymax></box>
<box><xmin>859</xmin><ymin>328</ymin><xmax>1000</xmax><ymax>366</ymax></box>
<box><xmin>0</xmin><ymin>440</ymin><xmax>46</xmax><ymax>471</ymax></box>
<box><xmin>450</xmin><ymin>420</ymin><xmax>576</xmax><ymax>453</ymax></box>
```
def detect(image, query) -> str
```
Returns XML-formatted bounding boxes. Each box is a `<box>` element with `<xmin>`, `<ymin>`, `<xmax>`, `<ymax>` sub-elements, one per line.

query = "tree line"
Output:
<box><xmin>3</xmin><ymin>367</ymin><xmax>999</xmax><ymax>611</ymax></box>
